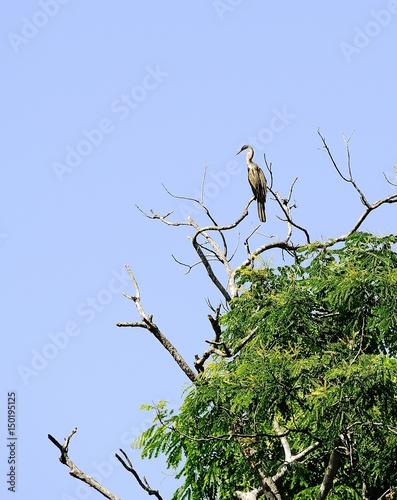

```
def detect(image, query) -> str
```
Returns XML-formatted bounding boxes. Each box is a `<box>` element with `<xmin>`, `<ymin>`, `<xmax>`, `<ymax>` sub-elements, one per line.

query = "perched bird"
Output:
<box><xmin>236</xmin><ymin>144</ymin><xmax>267</xmax><ymax>222</ymax></box>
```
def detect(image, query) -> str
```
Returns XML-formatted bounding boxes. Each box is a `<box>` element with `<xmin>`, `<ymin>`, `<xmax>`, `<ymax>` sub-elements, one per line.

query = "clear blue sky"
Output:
<box><xmin>1</xmin><ymin>2</ymin><xmax>396</xmax><ymax>499</ymax></box>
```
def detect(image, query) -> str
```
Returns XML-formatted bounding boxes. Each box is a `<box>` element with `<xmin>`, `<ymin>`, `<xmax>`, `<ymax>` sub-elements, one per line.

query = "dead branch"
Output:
<box><xmin>325</xmin><ymin>192</ymin><xmax>397</xmax><ymax>245</ymax></box>
<box><xmin>190</xmin><ymin>229</ymin><xmax>232</xmax><ymax>302</ymax></box>
<box><xmin>263</xmin><ymin>152</ymin><xmax>274</xmax><ymax>190</ymax></box>
<box><xmin>48</xmin><ymin>429</ymin><xmax>121</xmax><ymax>500</ymax></box>
<box><xmin>244</xmin><ymin>225</ymin><xmax>261</xmax><ymax>258</ymax></box>
<box><xmin>137</xmin><ymin>197</ymin><xmax>255</xmax><ymax>301</ymax></box>
<box><xmin>318</xmin><ymin>129</ymin><xmax>369</xmax><ymax>207</ymax></box>
<box><xmin>115</xmin><ymin>449</ymin><xmax>164</xmax><ymax>500</ymax></box>
<box><xmin>162</xmin><ymin>175</ymin><xmax>230</xmax><ymax>256</ymax></box>
<box><xmin>116</xmin><ymin>265</ymin><xmax>197</xmax><ymax>382</ymax></box>
<box><xmin>263</xmin><ymin>155</ymin><xmax>310</xmax><ymax>244</ymax></box>
<box><xmin>188</xmin><ymin>197</ymin><xmax>255</xmax><ymax>300</ymax></box>
<box><xmin>383</xmin><ymin>166</ymin><xmax>397</xmax><ymax>187</ymax></box>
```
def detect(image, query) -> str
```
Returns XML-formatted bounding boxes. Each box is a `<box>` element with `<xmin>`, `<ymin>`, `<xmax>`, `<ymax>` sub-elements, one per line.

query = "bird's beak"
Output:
<box><xmin>236</xmin><ymin>147</ymin><xmax>243</xmax><ymax>156</ymax></box>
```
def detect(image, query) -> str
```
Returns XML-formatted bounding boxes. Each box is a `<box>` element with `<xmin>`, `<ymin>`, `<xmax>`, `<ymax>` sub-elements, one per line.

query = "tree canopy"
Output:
<box><xmin>136</xmin><ymin>232</ymin><xmax>397</xmax><ymax>499</ymax></box>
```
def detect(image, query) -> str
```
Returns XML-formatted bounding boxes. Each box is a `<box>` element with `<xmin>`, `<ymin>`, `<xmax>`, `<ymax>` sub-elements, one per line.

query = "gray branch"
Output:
<box><xmin>48</xmin><ymin>429</ymin><xmax>121</xmax><ymax>500</ymax></box>
<box><xmin>115</xmin><ymin>449</ymin><xmax>164</xmax><ymax>500</ymax></box>
<box><xmin>116</xmin><ymin>265</ymin><xmax>197</xmax><ymax>382</ymax></box>
<box><xmin>316</xmin><ymin>448</ymin><xmax>341</xmax><ymax>500</ymax></box>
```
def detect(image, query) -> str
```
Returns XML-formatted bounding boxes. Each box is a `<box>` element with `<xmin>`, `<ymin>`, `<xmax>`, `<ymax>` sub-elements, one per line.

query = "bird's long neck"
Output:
<box><xmin>246</xmin><ymin>147</ymin><xmax>254</xmax><ymax>166</ymax></box>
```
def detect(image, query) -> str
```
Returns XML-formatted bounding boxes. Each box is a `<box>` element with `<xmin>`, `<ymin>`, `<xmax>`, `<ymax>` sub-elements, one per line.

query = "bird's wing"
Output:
<box><xmin>248</xmin><ymin>166</ymin><xmax>267</xmax><ymax>202</ymax></box>
<box><xmin>257</xmin><ymin>167</ymin><xmax>267</xmax><ymax>203</ymax></box>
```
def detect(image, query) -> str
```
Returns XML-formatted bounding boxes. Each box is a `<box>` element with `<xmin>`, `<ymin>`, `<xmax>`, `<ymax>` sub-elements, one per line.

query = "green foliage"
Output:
<box><xmin>136</xmin><ymin>233</ymin><xmax>397</xmax><ymax>499</ymax></box>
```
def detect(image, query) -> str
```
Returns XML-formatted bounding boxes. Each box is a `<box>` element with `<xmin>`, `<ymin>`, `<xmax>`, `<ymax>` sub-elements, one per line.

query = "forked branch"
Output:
<box><xmin>48</xmin><ymin>429</ymin><xmax>164</xmax><ymax>500</ymax></box>
<box><xmin>116</xmin><ymin>265</ymin><xmax>197</xmax><ymax>382</ymax></box>
<box><xmin>115</xmin><ymin>449</ymin><xmax>164</xmax><ymax>500</ymax></box>
<box><xmin>48</xmin><ymin>429</ymin><xmax>121</xmax><ymax>500</ymax></box>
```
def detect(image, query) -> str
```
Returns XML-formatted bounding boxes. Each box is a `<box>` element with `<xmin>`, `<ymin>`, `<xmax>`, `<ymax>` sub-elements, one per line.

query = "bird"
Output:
<box><xmin>236</xmin><ymin>144</ymin><xmax>267</xmax><ymax>222</ymax></box>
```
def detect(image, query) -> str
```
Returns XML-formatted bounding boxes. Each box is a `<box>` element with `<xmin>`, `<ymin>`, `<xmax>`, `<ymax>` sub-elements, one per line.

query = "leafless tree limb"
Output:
<box><xmin>318</xmin><ymin>129</ymin><xmax>369</xmax><ymax>207</ymax></box>
<box><xmin>264</xmin><ymin>152</ymin><xmax>274</xmax><ymax>190</ymax></box>
<box><xmin>115</xmin><ymin>449</ymin><xmax>164</xmax><ymax>500</ymax></box>
<box><xmin>137</xmin><ymin>197</ymin><xmax>255</xmax><ymax>301</ymax></box>
<box><xmin>383</xmin><ymin>166</ymin><xmax>397</xmax><ymax>187</ymax></box>
<box><xmin>48</xmin><ymin>429</ymin><xmax>121</xmax><ymax>500</ymax></box>
<box><xmin>116</xmin><ymin>265</ymin><xmax>197</xmax><ymax>382</ymax></box>
<box><xmin>162</xmin><ymin>177</ymin><xmax>229</xmax><ymax>255</ymax></box>
<box><xmin>188</xmin><ymin>197</ymin><xmax>256</xmax><ymax>299</ymax></box>
<box><xmin>263</xmin><ymin>155</ymin><xmax>310</xmax><ymax>244</ymax></box>
<box><xmin>170</xmin><ymin>253</ymin><xmax>200</xmax><ymax>274</ymax></box>
<box><xmin>244</xmin><ymin>225</ymin><xmax>261</xmax><ymax>258</ymax></box>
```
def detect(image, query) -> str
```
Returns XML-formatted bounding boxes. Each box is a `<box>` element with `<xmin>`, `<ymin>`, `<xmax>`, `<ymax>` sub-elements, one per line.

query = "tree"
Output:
<box><xmin>49</xmin><ymin>131</ymin><xmax>397</xmax><ymax>499</ymax></box>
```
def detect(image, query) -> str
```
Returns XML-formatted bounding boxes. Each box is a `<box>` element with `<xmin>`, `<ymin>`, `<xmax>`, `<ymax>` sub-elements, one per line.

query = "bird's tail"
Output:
<box><xmin>257</xmin><ymin>201</ymin><xmax>266</xmax><ymax>223</ymax></box>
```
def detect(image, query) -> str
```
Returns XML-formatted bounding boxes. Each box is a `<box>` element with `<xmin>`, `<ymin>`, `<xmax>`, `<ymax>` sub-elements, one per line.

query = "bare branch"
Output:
<box><xmin>317</xmin><ymin>129</ymin><xmax>370</xmax><ymax>207</ymax></box>
<box><xmin>320</xmin><ymin>192</ymin><xmax>397</xmax><ymax>247</ymax></box>
<box><xmin>48</xmin><ymin>429</ymin><xmax>121</xmax><ymax>500</ymax></box>
<box><xmin>136</xmin><ymin>205</ymin><xmax>191</xmax><ymax>227</ymax></box>
<box><xmin>263</xmin><ymin>153</ymin><xmax>274</xmax><ymax>190</ymax></box>
<box><xmin>237</xmin><ymin>176</ymin><xmax>312</xmax><ymax>270</ymax></box>
<box><xmin>162</xmin><ymin>176</ymin><xmax>229</xmax><ymax>256</ymax></box>
<box><xmin>171</xmin><ymin>254</ymin><xmax>201</xmax><ymax>274</ymax></box>
<box><xmin>383</xmin><ymin>171</ymin><xmax>397</xmax><ymax>187</ymax></box>
<box><xmin>191</xmin><ymin>235</ymin><xmax>232</xmax><ymax>302</ymax></box>
<box><xmin>244</xmin><ymin>225</ymin><xmax>261</xmax><ymax>258</ymax></box>
<box><xmin>263</xmin><ymin>154</ymin><xmax>310</xmax><ymax>244</ymax></box>
<box><xmin>189</xmin><ymin>198</ymin><xmax>255</xmax><ymax>300</ymax></box>
<box><xmin>117</xmin><ymin>265</ymin><xmax>197</xmax><ymax>382</ymax></box>
<box><xmin>270</xmin><ymin>182</ymin><xmax>311</xmax><ymax>245</ymax></box>
<box><xmin>115</xmin><ymin>449</ymin><xmax>164</xmax><ymax>500</ymax></box>
<box><xmin>137</xmin><ymin>195</ymin><xmax>255</xmax><ymax>301</ymax></box>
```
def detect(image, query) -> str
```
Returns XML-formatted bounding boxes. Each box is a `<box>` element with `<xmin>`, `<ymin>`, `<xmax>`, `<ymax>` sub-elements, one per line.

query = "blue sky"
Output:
<box><xmin>1</xmin><ymin>2</ymin><xmax>397</xmax><ymax>499</ymax></box>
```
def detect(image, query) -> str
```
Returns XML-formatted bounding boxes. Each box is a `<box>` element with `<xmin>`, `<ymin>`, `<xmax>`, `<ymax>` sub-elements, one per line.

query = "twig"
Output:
<box><xmin>383</xmin><ymin>169</ymin><xmax>397</xmax><ymax>187</ymax></box>
<box><xmin>317</xmin><ymin>129</ymin><xmax>370</xmax><ymax>207</ymax></box>
<box><xmin>115</xmin><ymin>449</ymin><xmax>164</xmax><ymax>500</ymax></box>
<box><xmin>162</xmin><ymin>178</ymin><xmax>229</xmax><ymax>255</ymax></box>
<box><xmin>244</xmin><ymin>225</ymin><xmax>261</xmax><ymax>258</ymax></box>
